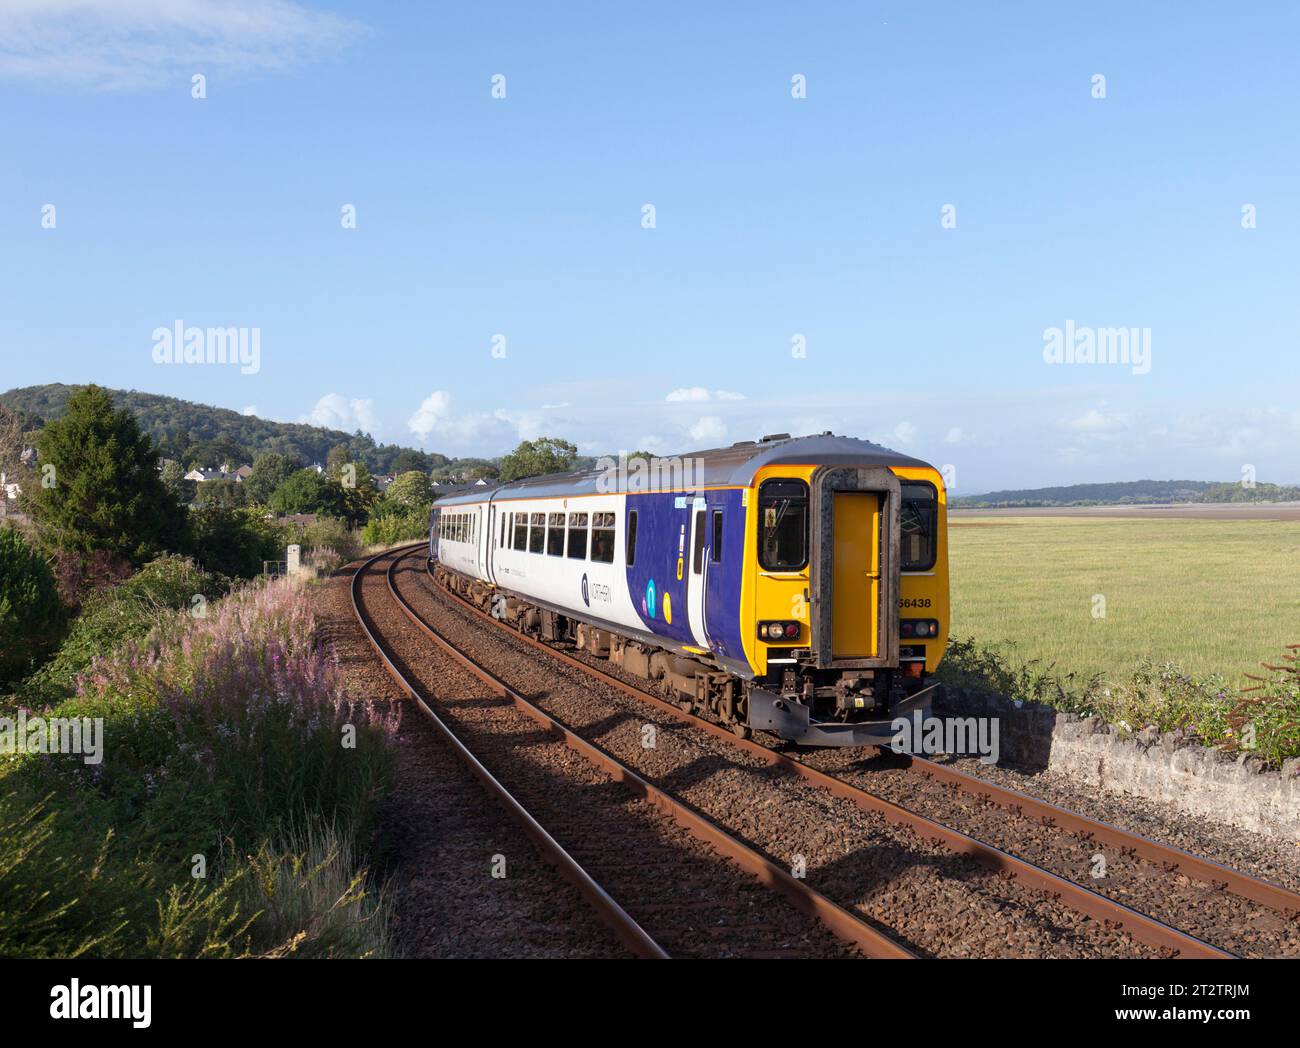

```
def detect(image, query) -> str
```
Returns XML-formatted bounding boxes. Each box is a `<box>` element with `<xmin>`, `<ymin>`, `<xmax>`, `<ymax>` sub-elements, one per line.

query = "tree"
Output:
<box><xmin>337</xmin><ymin>466</ymin><xmax>380</xmax><ymax>528</ymax></box>
<box><xmin>326</xmin><ymin>444</ymin><xmax>350</xmax><ymax>478</ymax></box>
<box><xmin>267</xmin><ymin>469</ymin><xmax>344</xmax><ymax>516</ymax></box>
<box><xmin>0</xmin><ymin>402</ymin><xmax>24</xmax><ymax>479</ymax></box>
<box><xmin>0</xmin><ymin>525</ymin><xmax>65</xmax><ymax>688</ymax></box>
<box><xmin>28</xmin><ymin>385</ymin><xmax>185</xmax><ymax>565</ymax></box>
<box><xmin>194</xmin><ymin>477</ymin><xmax>247</xmax><ymax>509</ymax></box>
<box><xmin>389</xmin><ymin>448</ymin><xmax>430</xmax><ymax>474</ymax></box>
<box><xmin>159</xmin><ymin>459</ymin><xmax>191</xmax><ymax>503</ymax></box>
<box><xmin>382</xmin><ymin>471</ymin><xmax>433</xmax><ymax>514</ymax></box>
<box><xmin>244</xmin><ymin>452</ymin><xmax>298</xmax><ymax>504</ymax></box>
<box><xmin>498</xmin><ymin>438</ymin><xmax>577</xmax><ymax>482</ymax></box>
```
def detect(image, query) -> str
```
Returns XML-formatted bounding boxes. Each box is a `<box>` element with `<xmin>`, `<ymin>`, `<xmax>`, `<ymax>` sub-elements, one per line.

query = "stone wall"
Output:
<box><xmin>938</xmin><ymin>690</ymin><xmax>1300</xmax><ymax>841</ymax></box>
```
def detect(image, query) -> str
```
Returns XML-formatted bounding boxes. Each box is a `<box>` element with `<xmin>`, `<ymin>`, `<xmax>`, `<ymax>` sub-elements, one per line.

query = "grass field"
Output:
<box><xmin>948</xmin><ymin>516</ymin><xmax>1300</xmax><ymax>688</ymax></box>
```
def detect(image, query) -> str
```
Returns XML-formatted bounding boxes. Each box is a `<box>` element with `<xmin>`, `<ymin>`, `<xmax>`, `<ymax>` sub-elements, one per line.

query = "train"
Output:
<box><xmin>428</xmin><ymin>432</ymin><xmax>949</xmax><ymax>746</ymax></box>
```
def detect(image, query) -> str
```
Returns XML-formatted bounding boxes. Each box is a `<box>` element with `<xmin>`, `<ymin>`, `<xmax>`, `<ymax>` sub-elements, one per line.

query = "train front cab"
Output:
<box><xmin>742</xmin><ymin>461</ymin><xmax>949</xmax><ymax>746</ymax></box>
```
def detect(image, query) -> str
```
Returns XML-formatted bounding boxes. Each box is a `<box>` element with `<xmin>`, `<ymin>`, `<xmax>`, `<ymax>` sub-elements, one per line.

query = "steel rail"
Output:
<box><xmin>386</xmin><ymin>551</ymin><xmax>918</xmax><ymax>959</ymax></box>
<box><xmin>422</xmin><ymin>556</ymin><xmax>1241</xmax><ymax>959</ymax></box>
<box><xmin>351</xmin><ymin>545</ymin><xmax>669</xmax><ymax>959</ymax></box>
<box><xmin>901</xmin><ymin>754</ymin><xmax>1300</xmax><ymax>917</ymax></box>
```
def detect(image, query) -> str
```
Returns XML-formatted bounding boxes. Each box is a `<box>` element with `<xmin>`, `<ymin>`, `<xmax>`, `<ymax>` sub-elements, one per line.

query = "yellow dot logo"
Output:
<box><xmin>662</xmin><ymin>592</ymin><xmax>672</xmax><ymax>624</ymax></box>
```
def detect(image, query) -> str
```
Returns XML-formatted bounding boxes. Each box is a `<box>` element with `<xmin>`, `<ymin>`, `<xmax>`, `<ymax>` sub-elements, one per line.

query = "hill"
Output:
<box><xmin>953</xmin><ymin>478</ymin><xmax>1300</xmax><ymax>508</ymax></box>
<box><xmin>1</xmin><ymin>383</ymin><xmax>445</xmax><ymax>474</ymax></box>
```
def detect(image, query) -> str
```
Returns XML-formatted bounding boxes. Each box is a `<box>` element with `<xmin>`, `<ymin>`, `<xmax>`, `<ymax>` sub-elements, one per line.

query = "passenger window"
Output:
<box><xmin>529</xmin><ymin>512</ymin><xmax>545</xmax><ymax>554</ymax></box>
<box><xmin>626</xmin><ymin>511</ymin><xmax>638</xmax><ymax>567</ymax></box>
<box><xmin>501</xmin><ymin>514</ymin><xmax>507</xmax><ymax>548</ymax></box>
<box><xmin>567</xmin><ymin>512</ymin><xmax>588</xmax><ymax>559</ymax></box>
<box><xmin>546</xmin><ymin>512</ymin><xmax>566</xmax><ymax>556</ymax></box>
<box><xmin>513</xmin><ymin>512</ymin><xmax>528</xmax><ymax>551</ymax></box>
<box><xmin>591</xmin><ymin>512</ymin><xmax>615</xmax><ymax>564</ymax></box>
<box><xmin>692</xmin><ymin>510</ymin><xmax>706</xmax><ymax>574</ymax></box>
<box><xmin>711</xmin><ymin>510</ymin><xmax>723</xmax><ymax>562</ymax></box>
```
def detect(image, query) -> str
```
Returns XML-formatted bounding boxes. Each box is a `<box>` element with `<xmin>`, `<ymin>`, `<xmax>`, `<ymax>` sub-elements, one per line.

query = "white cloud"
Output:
<box><xmin>892</xmin><ymin>421</ymin><xmax>917</xmax><ymax>444</ymax></box>
<box><xmin>666</xmin><ymin>387</ymin><xmax>745</xmax><ymax>402</ymax></box>
<box><xmin>688</xmin><ymin>415</ymin><xmax>727</xmax><ymax>444</ymax></box>
<box><xmin>305</xmin><ymin>393</ymin><xmax>376</xmax><ymax>435</ymax></box>
<box><xmin>0</xmin><ymin>0</ymin><xmax>363</xmax><ymax>90</ymax></box>
<box><xmin>242</xmin><ymin>405</ymin><xmax>258</xmax><ymax>417</ymax></box>
<box><xmin>943</xmin><ymin>426</ymin><xmax>968</xmax><ymax>444</ymax></box>
<box><xmin>406</xmin><ymin>390</ymin><xmax>526</xmax><ymax>450</ymax></box>
<box><xmin>407</xmin><ymin>391</ymin><xmax>452</xmax><ymax>441</ymax></box>
<box><xmin>1063</xmin><ymin>407</ymin><xmax>1130</xmax><ymax>435</ymax></box>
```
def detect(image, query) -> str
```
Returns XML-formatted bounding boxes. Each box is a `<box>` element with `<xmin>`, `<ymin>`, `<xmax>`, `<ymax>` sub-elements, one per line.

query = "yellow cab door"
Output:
<box><xmin>831</xmin><ymin>492</ymin><xmax>880</xmax><ymax>658</ymax></box>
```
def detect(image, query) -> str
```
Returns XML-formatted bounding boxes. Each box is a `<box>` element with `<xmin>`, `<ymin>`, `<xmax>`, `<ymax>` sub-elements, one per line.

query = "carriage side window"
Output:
<box><xmin>513</xmin><ymin>512</ymin><xmax>528</xmax><ymax>551</ymax></box>
<box><xmin>900</xmin><ymin>482</ymin><xmax>938</xmax><ymax>571</ymax></box>
<box><xmin>758</xmin><ymin>479</ymin><xmax>809</xmax><ymax>570</ymax></box>
<box><xmin>567</xmin><ymin>512</ymin><xmax>588</xmax><ymax>559</ymax></box>
<box><xmin>546</xmin><ymin>512</ymin><xmax>566</xmax><ymax>556</ymax></box>
<box><xmin>591</xmin><ymin>512</ymin><xmax>615</xmax><ymax>563</ymax></box>
<box><xmin>501</xmin><ymin>513</ymin><xmax>507</xmax><ymax>548</ymax></box>
<box><xmin>529</xmin><ymin>512</ymin><xmax>545</xmax><ymax>554</ymax></box>
<box><xmin>711</xmin><ymin>509</ymin><xmax>723</xmax><ymax>562</ymax></box>
<box><xmin>692</xmin><ymin>510</ymin><xmax>706</xmax><ymax>574</ymax></box>
<box><xmin>626</xmin><ymin>511</ymin><xmax>638</xmax><ymax>567</ymax></box>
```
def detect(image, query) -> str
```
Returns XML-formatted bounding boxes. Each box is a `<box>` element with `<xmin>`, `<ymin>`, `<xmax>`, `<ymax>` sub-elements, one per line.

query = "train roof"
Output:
<box><xmin>432</xmin><ymin>433</ymin><xmax>933</xmax><ymax>506</ymax></box>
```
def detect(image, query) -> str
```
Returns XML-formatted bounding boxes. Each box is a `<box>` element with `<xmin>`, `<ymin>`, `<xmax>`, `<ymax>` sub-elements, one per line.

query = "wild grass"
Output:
<box><xmin>0</xmin><ymin>577</ymin><xmax>397</xmax><ymax>958</ymax></box>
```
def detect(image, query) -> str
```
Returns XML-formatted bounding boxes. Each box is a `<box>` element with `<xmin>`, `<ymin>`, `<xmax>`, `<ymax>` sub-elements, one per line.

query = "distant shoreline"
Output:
<box><xmin>950</xmin><ymin>502</ymin><xmax>1300</xmax><ymax>521</ymax></box>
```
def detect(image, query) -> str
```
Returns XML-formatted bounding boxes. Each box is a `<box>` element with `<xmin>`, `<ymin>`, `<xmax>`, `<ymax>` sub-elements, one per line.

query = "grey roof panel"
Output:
<box><xmin>432</xmin><ymin>433</ymin><xmax>933</xmax><ymax>506</ymax></box>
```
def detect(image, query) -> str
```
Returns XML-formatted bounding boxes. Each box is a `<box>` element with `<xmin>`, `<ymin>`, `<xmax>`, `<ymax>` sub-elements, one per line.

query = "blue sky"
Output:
<box><xmin>2</xmin><ymin>1</ymin><xmax>1297</xmax><ymax>492</ymax></box>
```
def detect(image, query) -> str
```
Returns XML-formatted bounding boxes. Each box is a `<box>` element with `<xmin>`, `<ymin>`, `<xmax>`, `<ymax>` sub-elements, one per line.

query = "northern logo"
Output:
<box><xmin>581</xmin><ymin>573</ymin><xmax>590</xmax><ymax>606</ymax></box>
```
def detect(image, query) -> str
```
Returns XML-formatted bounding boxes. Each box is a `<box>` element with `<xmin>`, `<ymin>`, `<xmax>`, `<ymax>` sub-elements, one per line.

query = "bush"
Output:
<box><xmin>0</xmin><ymin>526</ymin><xmax>66</xmax><ymax>689</ymax></box>
<box><xmin>185</xmin><ymin>506</ymin><xmax>286</xmax><ymax>579</ymax></box>
<box><xmin>939</xmin><ymin>636</ymin><xmax>1299</xmax><ymax>767</ymax></box>
<box><xmin>21</xmin><ymin>555</ymin><xmax>227</xmax><ymax>705</ymax></box>
<box><xmin>1231</xmin><ymin>646</ymin><xmax>1300</xmax><ymax>768</ymax></box>
<box><xmin>295</xmin><ymin>516</ymin><xmax>363</xmax><ymax>563</ymax></box>
<box><xmin>361</xmin><ymin>508</ymin><xmax>429</xmax><ymax>547</ymax></box>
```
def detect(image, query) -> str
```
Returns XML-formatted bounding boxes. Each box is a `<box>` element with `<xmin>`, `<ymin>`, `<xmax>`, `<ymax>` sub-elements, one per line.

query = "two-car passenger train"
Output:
<box><xmin>428</xmin><ymin>432</ymin><xmax>948</xmax><ymax>746</ymax></box>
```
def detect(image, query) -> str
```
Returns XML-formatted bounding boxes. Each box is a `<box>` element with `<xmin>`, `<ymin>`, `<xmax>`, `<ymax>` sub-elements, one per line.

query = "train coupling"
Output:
<box><xmin>747</xmin><ymin>681</ymin><xmax>939</xmax><ymax>748</ymax></box>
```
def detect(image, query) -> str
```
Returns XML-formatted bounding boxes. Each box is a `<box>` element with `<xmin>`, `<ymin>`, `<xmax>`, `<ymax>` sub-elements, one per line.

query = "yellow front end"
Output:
<box><xmin>739</xmin><ymin>463</ymin><xmax>949</xmax><ymax>678</ymax></box>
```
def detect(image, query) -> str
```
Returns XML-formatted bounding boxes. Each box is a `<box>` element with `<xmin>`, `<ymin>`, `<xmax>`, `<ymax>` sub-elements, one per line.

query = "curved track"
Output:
<box><xmin>353</xmin><ymin>545</ymin><xmax>917</xmax><ymax>959</ymax></box>
<box><xmin>418</xmin><ymin>551</ymin><xmax>1300</xmax><ymax>957</ymax></box>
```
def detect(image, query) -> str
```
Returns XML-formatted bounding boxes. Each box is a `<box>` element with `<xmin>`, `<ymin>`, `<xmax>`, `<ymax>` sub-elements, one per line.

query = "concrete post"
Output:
<box><xmin>287</xmin><ymin>544</ymin><xmax>301</xmax><ymax>577</ymax></box>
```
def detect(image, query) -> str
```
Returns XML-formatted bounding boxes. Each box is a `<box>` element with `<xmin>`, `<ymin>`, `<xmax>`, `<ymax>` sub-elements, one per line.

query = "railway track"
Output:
<box><xmin>351</xmin><ymin>544</ymin><xmax>917</xmax><ymax>959</ymax></box>
<box><xmin>416</xmin><ymin>550</ymin><xmax>1300</xmax><ymax>958</ymax></box>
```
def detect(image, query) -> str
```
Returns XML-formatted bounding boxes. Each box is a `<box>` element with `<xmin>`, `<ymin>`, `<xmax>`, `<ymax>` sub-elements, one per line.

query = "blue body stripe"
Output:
<box><xmin>623</xmin><ymin>489</ymin><xmax>747</xmax><ymax>666</ymax></box>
